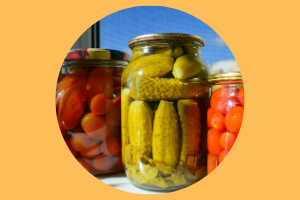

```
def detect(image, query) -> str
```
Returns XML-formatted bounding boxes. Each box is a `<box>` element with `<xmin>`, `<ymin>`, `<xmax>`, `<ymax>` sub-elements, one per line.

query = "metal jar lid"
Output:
<box><xmin>207</xmin><ymin>72</ymin><xmax>242</xmax><ymax>83</ymax></box>
<box><xmin>128</xmin><ymin>33</ymin><xmax>205</xmax><ymax>49</ymax></box>
<box><xmin>64</xmin><ymin>48</ymin><xmax>130</xmax><ymax>61</ymax></box>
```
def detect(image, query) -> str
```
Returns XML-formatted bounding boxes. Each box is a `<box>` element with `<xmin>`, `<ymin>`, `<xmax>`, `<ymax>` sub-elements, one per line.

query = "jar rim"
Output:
<box><xmin>128</xmin><ymin>33</ymin><xmax>205</xmax><ymax>49</ymax></box>
<box><xmin>65</xmin><ymin>48</ymin><xmax>130</xmax><ymax>61</ymax></box>
<box><xmin>207</xmin><ymin>72</ymin><xmax>242</xmax><ymax>83</ymax></box>
<box><xmin>62</xmin><ymin>60</ymin><xmax>128</xmax><ymax>68</ymax></box>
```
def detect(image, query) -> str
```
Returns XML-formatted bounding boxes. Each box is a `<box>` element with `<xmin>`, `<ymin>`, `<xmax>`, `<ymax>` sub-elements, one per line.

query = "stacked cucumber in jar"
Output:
<box><xmin>121</xmin><ymin>34</ymin><xmax>211</xmax><ymax>190</ymax></box>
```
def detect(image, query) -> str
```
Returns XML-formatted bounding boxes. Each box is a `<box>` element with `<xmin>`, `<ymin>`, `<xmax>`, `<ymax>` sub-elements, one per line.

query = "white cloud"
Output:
<box><xmin>208</xmin><ymin>59</ymin><xmax>239</xmax><ymax>74</ymax></box>
<box><xmin>211</xmin><ymin>37</ymin><xmax>227</xmax><ymax>47</ymax></box>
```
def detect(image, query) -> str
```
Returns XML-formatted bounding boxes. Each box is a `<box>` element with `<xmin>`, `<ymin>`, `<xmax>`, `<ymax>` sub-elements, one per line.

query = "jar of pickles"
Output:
<box><xmin>121</xmin><ymin>33</ymin><xmax>211</xmax><ymax>190</ymax></box>
<box><xmin>56</xmin><ymin>48</ymin><xmax>129</xmax><ymax>175</ymax></box>
<box><xmin>206</xmin><ymin>72</ymin><xmax>244</xmax><ymax>174</ymax></box>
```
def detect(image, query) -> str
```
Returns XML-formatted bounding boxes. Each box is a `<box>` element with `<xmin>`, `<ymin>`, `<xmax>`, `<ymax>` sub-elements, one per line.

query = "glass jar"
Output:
<box><xmin>121</xmin><ymin>33</ymin><xmax>211</xmax><ymax>190</ymax></box>
<box><xmin>206</xmin><ymin>72</ymin><xmax>244</xmax><ymax>174</ymax></box>
<box><xmin>56</xmin><ymin>48</ymin><xmax>129</xmax><ymax>175</ymax></box>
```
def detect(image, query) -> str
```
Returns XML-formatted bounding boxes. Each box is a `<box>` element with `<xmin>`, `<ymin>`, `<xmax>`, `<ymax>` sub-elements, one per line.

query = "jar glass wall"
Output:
<box><xmin>121</xmin><ymin>34</ymin><xmax>211</xmax><ymax>190</ymax></box>
<box><xmin>207</xmin><ymin>72</ymin><xmax>244</xmax><ymax>174</ymax></box>
<box><xmin>57</xmin><ymin>48</ymin><xmax>129</xmax><ymax>175</ymax></box>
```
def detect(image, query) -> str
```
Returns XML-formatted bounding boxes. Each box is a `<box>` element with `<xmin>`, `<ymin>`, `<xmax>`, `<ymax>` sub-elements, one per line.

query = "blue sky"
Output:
<box><xmin>100</xmin><ymin>6</ymin><xmax>235</xmax><ymax>64</ymax></box>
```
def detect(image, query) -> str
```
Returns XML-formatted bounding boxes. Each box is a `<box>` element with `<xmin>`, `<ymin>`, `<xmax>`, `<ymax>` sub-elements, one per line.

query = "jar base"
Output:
<box><xmin>129</xmin><ymin>179</ymin><xmax>189</xmax><ymax>192</ymax></box>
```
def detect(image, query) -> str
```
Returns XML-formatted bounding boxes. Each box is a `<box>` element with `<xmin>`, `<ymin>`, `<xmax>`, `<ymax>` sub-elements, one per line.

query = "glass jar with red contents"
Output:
<box><xmin>206</xmin><ymin>72</ymin><xmax>244</xmax><ymax>174</ymax></box>
<box><xmin>56</xmin><ymin>48</ymin><xmax>129</xmax><ymax>175</ymax></box>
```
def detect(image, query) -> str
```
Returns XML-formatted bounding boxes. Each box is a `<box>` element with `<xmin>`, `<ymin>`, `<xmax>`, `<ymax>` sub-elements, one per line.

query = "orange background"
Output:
<box><xmin>1</xmin><ymin>0</ymin><xmax>300</xmax><ymax>199</ymax></box>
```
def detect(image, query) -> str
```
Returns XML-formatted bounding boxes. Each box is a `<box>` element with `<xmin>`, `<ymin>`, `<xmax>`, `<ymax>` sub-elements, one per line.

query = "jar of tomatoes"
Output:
<box><xmin>56</xmin><ymin>48</ymin><xmax>129</xmax><ymax>175</ymax></box>
<box><xmin>122</xmin><ymin>33</ymin><xmax>211</xmax><ymax>190</ymax></box>
<box><xmin>206</xmin><ymin>72</ymin><xmax>244</xmax><ymax>174</ymax></box>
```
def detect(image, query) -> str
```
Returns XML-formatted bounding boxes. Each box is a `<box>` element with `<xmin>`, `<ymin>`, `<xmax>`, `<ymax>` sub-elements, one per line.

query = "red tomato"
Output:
<box><xmin>70</xmin><ymin>132</ymin><xmax>92</xmax><ymax>152</ymax></box>
<box><xmin>207</xmin><ymin>153</ymin><xmax>218</xmax><ymax>174</ymax></box>
<box><xmin>220</xmin><ymin>132</ymin><xmax>237</xmax><ymax>150</ymax></box>
<box><xmin>211</xmin><ymin>112</ymin><xmax>226</xmax><ymax>131</ymax></box>
<box><xmin>58</xmin><ymin>80</ymin><xmax>88</xmax><ymax>130</ymax></box>
<box><xmin>104</xmin><ymin>69</ymin><xmax>114</xmax><ymax>99</ymax></box>
<box><xmin>238</xmin><ymin>87</ymin><xmax>245</xmax><ymax>106</ymax></box>
<box><xmin>59</xmin><ymin>124</ymin><xmax>68</xmax><ymax>138</ymax></box>
<box><xmin>64</xmin><ymin>140</ymin><xmax>77</xmax><ymax>156</ymax></box>
<box><xmin>219</xmin><ymin>150</ymin><xmax>230</xmax><ymax>163</ymax></box>
<box><xmin>56</xmin><ymin>74</ymin><xmax>87</xmax><ymax>110</ymax></box>
<box><xmin>207</xmin><ymin>107</ymin><xmax>215</xmax><ymax>128</ymax></box>
<box><xmin>225</xmin><ymin>106</ymin><xmax>244</xmax><ymax>133</ymax></box>
<box><xmin>90</xmin><ymin>94</ymin><xmax>110</xmax><ymax>115</ymax></box>
<box><xmin>92</xmin><ymin>154</ymin><xmax>115</xmax><ymax>172</ymax></box>
<box><xmin>86</xmin><ymin>68</ymin><xmax>106</xmax><ymax>102</ymax></box>
<box><xmin>207</xmin><ymin>128</ymin><xmax>224</xmax><ymax>155</ymax></box>
<box><xmin>79</xmin><ymin>141</ymin><xmax>101</xmax><ymax>159</ymax></box>
<box><xmin>100</xmin><ymin>137</ymin><xmax>122</xmax><ymax>156</ymax></box>
<box><xmin>81</xmin><ymin>113</ymin><xmax>107</xmax><ymax>141</ymax></box>
<box><xmin>77</xmin><ymin>158</ymin><xmax>91</xmax><ymax>171</ymax></box>
<box><xmin>106</xmin><ymin>96</ymin><xmax>121</xmax><ymax>127</ymax></box>
<box><xmin>210</xmin><ymin>87</ymin><xmax>241</xmax><ymax>115</ymax></box>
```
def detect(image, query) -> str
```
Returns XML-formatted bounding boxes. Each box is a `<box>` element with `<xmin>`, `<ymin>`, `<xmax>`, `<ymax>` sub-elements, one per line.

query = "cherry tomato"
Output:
<box><xmin>70</xmin><ymin>132</ymin><xmax>92</xmax><ymax>152</ymax></box>
<box><xmin>220</xmin><ymin>132</ymin><xmax>237</xmax><ymax>150</ymax></box>
<box><xmin>100</xmin><ymin>137</ymin><xmax>121</xmax><ymax>156</ymax></box>
<box><xmin>90</xmin><ymin>94</ymin><xmax>110</xmax><ymax>115</ymax></box>
<box><xmin>65</xmin><ymin>140</ymin><xmax>77</xmax><ymax>156</ymax></box>
<box><xmin>238</xmin><ymin>87</ymin><xmax>245</xmax><ymax>106</ymax></box>
<box><xmin>77</xmin><ymin>158</ymin><xmax>91</xmax><ymax>171</ymax></box>
<box><xmin>59</xmin><ymin>124</ymin><xmax>68</xmax><ymax>138</ymax></box>
<box><xmin>207</xmin><ymin>153</ymin><xmax>218</xmax><ymax>174</ymax></box>
<box><xmin>219</xmin><ymin>150</ymin><xmax>230</xmax><ymax>163</ymax></box>
<box><xmin>106</xmin><ymin>96</ymin><xmax>121</xmax><ymax>127</ymax></box>
<box><xmin>225</xmin><ymin>106</ymin><xmax>244</xmax><ymax>133</ymax></box>
<box><xmin>86</xmin><ymin>68</ymin><xmax>106</xmax><ymax>102</ymax></box>
<box><xmin>65</xmin><ymin>51</ymin><xmax>82</xmax><ymax>60</ymax></box>
<box><xmin>210</xmin><ymin>87</ymin><xmax>241</xmax><ymax>115</ymax></box>
<box><xmin>80</xmin><ymin>140</ymin><xmax>101</xmax><ymax>159</ymax></box>
<box><xmin>104</xmin><ymin>69</ymin><xmax>114</xmax><ymax>99</ymax></box>
<box><xmin>207</xmin><ymin>128</ymin><xmax>224</xmax><ymax>155</ymax></box>
<box><xmin>207</xmin><ymin>107</ymin><xmax>215</xmax><ymax>128</ymax></box>
<box><xmin>92</xmin><ymin>154</ymin><xmax>115</xmax><ymax>172</ymax></box>
<box><xmin>81</xmin><ymin>113</ymin><xmax>107</xmax><ymax>141</ymax></box>
<box><xmin>211</xmin><ymin>112</ymin><xmax>226</xmax><ymax>131</ymax></box>
<box><xmin>56</xmin><ymin>74</ymin><xmax>87</xmax><ymax>110</ymax></box>
<box><xmin>58</xmin><ymin>80</ymin><xmax>88</xmax><ymax>130</ymax></box>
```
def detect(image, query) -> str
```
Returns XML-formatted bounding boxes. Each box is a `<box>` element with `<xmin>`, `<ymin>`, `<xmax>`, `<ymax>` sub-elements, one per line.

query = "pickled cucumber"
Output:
<box><xmin>155</xmin><ymin>46</ymin><xmax>184</xmax><ymax>57</ymax></box>
<box><xmin>128</xmin><ymin>101</ymin><xmax>153</xmax><ymax>161</ymax></box>
<box><xmin>177</xmin><ymin>99</ymin><xmax>201</xmax><ymax>167</ymax></box>
<box><xmin>129</xmin><ymin>77</ymin><xmax>209</xmax><ymax>101</ymax></box>
<box><xmin>152</xmin><ymin>100</ymin><xmax>180</xmax><ymax>176</ymax></box>
<box><xmin>122</xmin><ymin>54</ymin><xmax>174</xmax><ymax>83</ymax></box>
<box><xmin>173</xmin><ymin>54</ymin><xmax>207</xmax><ymax>80</ymax></box>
